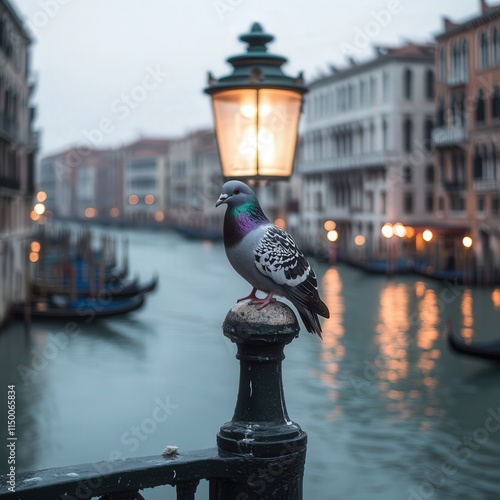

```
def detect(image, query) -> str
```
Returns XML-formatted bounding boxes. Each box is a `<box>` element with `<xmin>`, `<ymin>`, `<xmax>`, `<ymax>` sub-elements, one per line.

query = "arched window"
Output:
<box><xmin>476</xmin><ymin>88</ymin><xmax>485</xmax><ymax>123</ymax></box>
<box><xmin>462</xmin><ymin>40</ymin><xmax>468</xmax><ymax>82</ymax></box>
<box><xmin>491</xmin><ymin>86</ymin><xmax>500</xmax><ymax>120</ymax></box>
<box><xmin>424</xmin><ymin>118</ymin><xmax>434</xmax><ymax>151</ymax></box>
<box><xmin>403</xmin><ymin>68</ymin><xmax>413</xmax><ymax>99</ymax></box>
<box><xmin>450</xmin><ymin>94</ymin><xmax>457</xmax><ymax>125</ymax></box>
<box><xmin>403</xmin><ymin>117</ymin><xmax>413</xmax><ymax>152</ymax></box>
<box><xmin>451</xmin><ymin>43</ymin><xmax>459</xmax><ymax>83</ymax></box>
<box><xmin>480</xmin><ymin>31</ymin><xmax>490</xmax><ymax>69</ymax></box>
<box><xmin>403</xmin><ymin>165</ymin><xmax>413</xmax><ymax>183</ymax></box>
<box><xmin>493</xmin><ymin>27</ymin><xmax>500</xmax><ymax>65</ymax></box>
<box><xmin>474</xmin><ymin>146</ymin><xmax>483</xmax><ymax>179</ymax></box>
<box><xmin>382</xmin><ymin>119</ymin><xmax>388</xmax><ymax>151</ymax></box>
<box><xmin>491</xmin><ymin>143</ymin><xmax>497</xmax><ymax>180</ymax></box>
<box><xmin>439</xmin><ymin>48</ymin><xmax>446</xmax><ymax>82</ymax></box>
<box><xmin>437</xmin><ymin>99</ymin><xmax>445</xmax><ymax>126</ymax></box>
<box><xmin>425</xmin><ymin>69</ymin><xmax>434</xmax><ymax>100</ymax></box>
<box><xmin>425</xmin><ymin>164</ymin><xmax>435</xmax><ymax>184</ymax></box>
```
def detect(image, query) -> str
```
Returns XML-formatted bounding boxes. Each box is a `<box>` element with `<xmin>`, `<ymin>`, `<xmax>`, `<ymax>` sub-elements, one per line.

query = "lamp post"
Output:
<box><xmin>462</xmin><ymin>236</ymin><xmax>473</xmax><ymax>283</ymax></box>
<box><xmin>204</xmin><ymin>22</ymin><xmax>307</xmax><ymax>181</ymax></box>
<box><xmin>381</xmin><ymin>223</ymin><xmax>394</xmax><ymax>274</ymax></box>
<box><xmin>327</xmin><ymin>228</ymin><xmax>338</xmax><ymax>264</ymax></box>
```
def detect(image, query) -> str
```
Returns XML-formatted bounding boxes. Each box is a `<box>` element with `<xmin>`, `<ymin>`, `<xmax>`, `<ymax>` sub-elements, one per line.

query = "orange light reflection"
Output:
<box><xmin>461</xmin><ymin>290</ymin><xmax>474</xmax><ymax>342</ymax></box>
<box><xmin>318</xmin><ymin>268</ymin><xmax>345</xmax><ymax>409</ymax></box>
<box><xmin>375</xmin><ymin>283</ymin><xmax>409</xmax><ymax>385</ymax></box>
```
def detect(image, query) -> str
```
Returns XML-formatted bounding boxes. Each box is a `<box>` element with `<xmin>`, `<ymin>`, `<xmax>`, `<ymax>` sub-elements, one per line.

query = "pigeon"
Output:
<box><xmin>216</xmin><ymin>180</ymin><xmax>330</xmax><ymax>337</ymax></box>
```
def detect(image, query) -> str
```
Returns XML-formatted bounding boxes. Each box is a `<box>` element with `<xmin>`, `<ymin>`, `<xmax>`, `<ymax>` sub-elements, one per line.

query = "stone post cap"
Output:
<box><xmin>222</xmin><ymin>300</ymin><xmax>300</xmax><ymax>343</ymax></box>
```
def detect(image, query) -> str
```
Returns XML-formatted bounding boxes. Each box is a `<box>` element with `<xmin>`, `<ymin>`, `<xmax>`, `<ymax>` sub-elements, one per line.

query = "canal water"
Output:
<box><xmin>1</xmin><ymin>227</ymin><xmax>500</xmax><ymax>499</ymax></box>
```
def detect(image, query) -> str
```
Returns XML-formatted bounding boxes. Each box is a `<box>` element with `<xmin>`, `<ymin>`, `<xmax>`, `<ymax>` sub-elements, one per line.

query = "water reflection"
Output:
<box><xmin>461</xmin><ymin>289</ymin><xmax>474</xmax><ymax>342</ymax></box>
<box><xmin>416</xmin><ymin>286</ymin><xmax>440</xmax><ymax>391</ymax></box>
<box><xmin>318</xmin><ymin>268</ymin><xmax>345</xmax><ymax>414</ymax></box>
<box><xmin>491</xmin><ymin>288</ymin><xmax>500</xmax><ymax>309</ymax></box>
<box><xmin>375</xmin><ymin>282</ymin><xmax>409</xmax><ymax>385</ymax></box>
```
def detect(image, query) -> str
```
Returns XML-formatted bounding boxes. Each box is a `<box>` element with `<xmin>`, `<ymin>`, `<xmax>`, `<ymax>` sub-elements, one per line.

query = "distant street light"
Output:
<box><xmin>422</xmin><ymin>229</ymin><xmax>434</xmax><ymax>242</ymax></box>
<box><xmin>462</xmin><ymin>236</ymin><xmax>473</xmax><ymax>248</ymax></box>
<box><xmin>327</xmin><ymin>230</ymin><xmax>339</xmax><ymax>242</ymax></box>
<box><xmin>381</xmin><ymin>223</ymin><xmax>393</xmax><ymax>239</ymax></box>
<box><xmin>324</xmin><ymin>220</ymin><xmax>336</xmax><ymax>231</ymax></box>
<box><xmin>354</xmin><ymin>235</ymin><xmax>365</xmax><ymax>246</ymax></box>
<box><xmin>205</xmin><ymin>22</ymin><xmax>307</xmax><ymax>181</ymax></box>
<box><xmin>84</xmin><ymin>207</ymin><xmax>97</xmax><ymax>218</ymax></box>
<box><xmin>393</xmin><ymin>222</ymin><xmax>406</xmax><ymax>238</ymax></box>
<box><xmin>33</xmin><ymin>203</ymin><xmax>46</xmax><ymax>215</ymax></box>
<box><xmin>36</xmin><ymin>191</ymin><xmax>47</xmax><ymax>202</ymax></box>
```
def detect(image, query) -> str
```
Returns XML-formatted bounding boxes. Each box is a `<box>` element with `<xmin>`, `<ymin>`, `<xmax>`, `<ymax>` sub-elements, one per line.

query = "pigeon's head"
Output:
<box><xmin>215</xmin><ymin>181</ymin><xmax>255</xmax><ymax>208</ymax></box>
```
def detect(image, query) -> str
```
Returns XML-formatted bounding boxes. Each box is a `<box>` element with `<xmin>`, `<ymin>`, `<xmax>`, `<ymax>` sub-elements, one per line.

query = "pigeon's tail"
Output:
<box><xmin>298</xmin><ymin>307</ymin><xmax>323</xmax><ymax>338</ymax></box>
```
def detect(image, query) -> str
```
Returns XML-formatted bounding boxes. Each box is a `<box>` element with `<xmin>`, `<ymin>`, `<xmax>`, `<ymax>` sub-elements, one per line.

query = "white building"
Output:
<box><xmin>298</xmin><ymin>43</ymin><xmax>436</xmax><ymax>260</ymax></box>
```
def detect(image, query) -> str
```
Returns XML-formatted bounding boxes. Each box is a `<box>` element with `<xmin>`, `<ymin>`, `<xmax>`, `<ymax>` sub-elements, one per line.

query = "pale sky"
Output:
<box><xmin>13</xmin><ymin>0</ymin><xmax>479</xmax><ymax>156</ymax></box>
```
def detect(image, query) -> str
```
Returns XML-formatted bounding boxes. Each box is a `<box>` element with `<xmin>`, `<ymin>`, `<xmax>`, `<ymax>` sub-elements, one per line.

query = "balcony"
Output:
<box><xmin>29</xmin><ymin>130</ymin><xmax>40</xmax><ymax>150</ymax></box>
<box><xmin>299</xmin><ymin>151</ymin><xmax>395</xmax><ymax>174</ymax></box>
<box><xmin>474</xmin><ymin>179</ymin><xmax>500</xmax><ymax>193</ymax></box>
<box><xmin>432</xmin><ymin>125</ymin><xmax>468</xmax><ymax>147</ymax></box>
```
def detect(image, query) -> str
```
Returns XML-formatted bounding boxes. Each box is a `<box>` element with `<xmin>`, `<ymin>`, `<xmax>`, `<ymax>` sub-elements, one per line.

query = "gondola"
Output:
<box><xmin>32</xmin><ymin>274</ymin><xmax>158</xmax><ymax>299</ymax></box>
<box><xmin>447</xmin><ymin>329</ymin><xmax>500</xmax><ymax>362</ymax></box>
<box><xmin>11</xmin><ymin>294</ymin><xmax>145</xmax><ymax>321</ymax></box>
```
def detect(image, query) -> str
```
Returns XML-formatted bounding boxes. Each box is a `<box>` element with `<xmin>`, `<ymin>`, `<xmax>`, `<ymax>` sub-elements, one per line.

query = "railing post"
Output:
<box><xmin>211</xmin><ymin>301</ymin><xmax>307</xmax><ymax>499</ymax></box>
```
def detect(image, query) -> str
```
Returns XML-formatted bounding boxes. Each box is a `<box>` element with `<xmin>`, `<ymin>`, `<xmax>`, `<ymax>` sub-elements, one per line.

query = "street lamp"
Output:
<box><xmin>204</xmin><ymin>22</ymin><xmax>307</xmax><ymax>181</ymax></box>
<box><xmin>422</xmin><ymin>229</ymin><xmax>434</xmax><ymax>242</ymax></box>
<box><xmin>462</xmin><ymin>236</ymin><xmax>473</xmax><ymax>248</ymax></box>
<box><xmin>462</xmin><ymin>236</ymin><xmax>473</xmax><ymax>283</ymax></box>
<box><xmin>326</xmin><ymin>229</ymin><xmax>338</xmax><ymax>264</ymax></box>
<box><xmin>381</xmin><ymin>223</ymin><xmax>394</xmax><ymax>273</ymax></box>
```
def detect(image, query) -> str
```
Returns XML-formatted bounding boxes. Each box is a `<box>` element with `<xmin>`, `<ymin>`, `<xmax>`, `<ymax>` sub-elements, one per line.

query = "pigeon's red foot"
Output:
<box><xmin>251</xmin><ymin>292</ymin><xmax>276</xmax><ymax>310</ymax></box>
<box><xmin>237</xmin><ymin>287</ymin><xmax>259</xmax><ymax>303</ymax></box>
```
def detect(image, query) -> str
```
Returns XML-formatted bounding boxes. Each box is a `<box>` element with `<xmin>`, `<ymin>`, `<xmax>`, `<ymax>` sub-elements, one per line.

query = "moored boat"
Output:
<box><xmin>32</xmin><ymin>274</ymin><xmax>158</xmax><ymax>299</ymax></box>
<box><xmin>11</xmin><ymin>294</ymin><xmax>145</xmax><ymax>321</ymax></box>
<box><xmin>447</xmin><ymin>329</ymin><xmax>500</xmax><ymax>362</ymax></box>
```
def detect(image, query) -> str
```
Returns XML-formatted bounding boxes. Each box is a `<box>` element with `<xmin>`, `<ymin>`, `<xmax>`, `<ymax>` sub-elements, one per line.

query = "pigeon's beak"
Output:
<box><xmin>215</xmin><ymin>194</ymin><xmax>228</xmax><ymax>207</ymax></box>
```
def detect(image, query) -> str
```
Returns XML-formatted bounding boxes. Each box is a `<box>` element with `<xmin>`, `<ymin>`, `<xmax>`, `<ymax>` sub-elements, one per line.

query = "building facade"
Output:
<box><xmin>0</xmin><ymin>0</ymin><xmax>38</xmax><ymax>325</ymax></box>
<box><xmin>38</xmin><ymin>147</ymin><xmax>122</xmax><ymax>221</ymax></box>
<box><xmin>433</xmin><ymin>0</ymin><xmax>500</xmax><ymax>279</ymax></box>
<box><xmin>166</xmin><ymin>129</ymin><xmax>223</xmax><ymax>236</ymax></box>
<box><xmin>122</xmin><ymin>139</ymin><xmax>170</xmax><ymax>225</ymax></box>
<box><xmin>298</xmin><ymin>43</ymin><xmax>435</xmax><ymax>261</ymax></box>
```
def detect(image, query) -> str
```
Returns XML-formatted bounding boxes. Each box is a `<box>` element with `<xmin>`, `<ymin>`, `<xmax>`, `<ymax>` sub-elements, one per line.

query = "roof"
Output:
<box><xmin>436</xmin><ymin>2</ymin><xmax>500</xmax><ymax>40</ymax></box>
<box><xmin>308</xmin><ymin>42</ymin><xmax>434</xmax><ymax>88</ymax></box>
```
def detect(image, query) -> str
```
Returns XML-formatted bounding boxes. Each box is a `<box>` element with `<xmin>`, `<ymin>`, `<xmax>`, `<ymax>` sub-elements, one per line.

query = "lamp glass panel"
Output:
<box><xmin>211</xmin><ymin>88</ymin><xmax>303</xmax><ymax>178</ymax></box>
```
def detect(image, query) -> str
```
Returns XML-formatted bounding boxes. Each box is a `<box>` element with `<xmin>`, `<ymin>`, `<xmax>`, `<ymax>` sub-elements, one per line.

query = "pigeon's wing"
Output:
<box><xmin>254</xmin><ymin>226</ymin><xmax>329</xmax><ymax>318</ymax></box>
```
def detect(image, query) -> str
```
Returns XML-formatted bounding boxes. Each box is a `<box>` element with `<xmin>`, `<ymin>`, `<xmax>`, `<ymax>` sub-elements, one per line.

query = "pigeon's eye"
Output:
<box><xmin>234</xmin><ymin>188</ymin><xmax>241</xmax><ymax>195</ymax></box>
